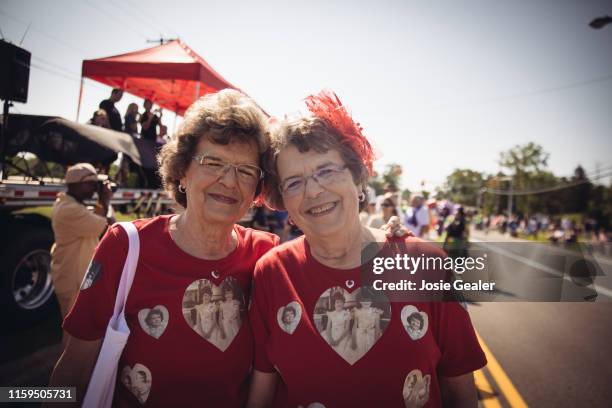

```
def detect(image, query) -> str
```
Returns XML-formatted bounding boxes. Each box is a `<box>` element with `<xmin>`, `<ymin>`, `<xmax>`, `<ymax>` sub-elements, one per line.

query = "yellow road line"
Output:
<box><xmin>474</xmin><ymin>369</ymin><xmax>502</xmax><ymax>408</ymax></box>
<box><xmin>477</xmin><ymin>332</ymin><xmax>529</xmax><ymax>408</ymax></box>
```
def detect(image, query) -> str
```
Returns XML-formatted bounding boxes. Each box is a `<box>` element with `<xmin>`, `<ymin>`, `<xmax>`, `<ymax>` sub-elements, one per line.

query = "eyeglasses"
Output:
<box><xmin>192</xmin><ymin>154</ymin><xmax>263</xmax><ymax>184</ymax></box>
<box><xmin>279</xmin><ymin>163</ymin><xmax>348</xmax><ymax>197</ymax></box>
<box><xmin>381</xmin><ymin>202</ymin><xmax>394</xmax><ymax>208</ymax></box>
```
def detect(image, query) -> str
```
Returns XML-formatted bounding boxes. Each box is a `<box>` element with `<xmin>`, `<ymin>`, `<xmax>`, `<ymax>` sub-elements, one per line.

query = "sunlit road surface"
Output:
<box><xmin>469</xmin><ymin>229</ymin><xmax>612</xmax><ymax>407</ymax></box>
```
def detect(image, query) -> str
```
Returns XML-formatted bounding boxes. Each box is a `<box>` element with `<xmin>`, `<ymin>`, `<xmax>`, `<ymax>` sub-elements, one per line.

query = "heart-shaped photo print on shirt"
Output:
<box><xmin>401</xmin><ymin>305</ymin><xmax>429</xmax><ymax>341</ymax></box>
<box><xmin>121</xmin><ymin>363</ymin><xmax>152</xmax><ymax>404</ymax></box>
<box><xmin>313</xmin><ymin>286</ymin><xmax>391</xmax><ymax>365</ymax></box>
<box><xmin>277</xmin><ymin>301</ymin><xmax>302</xmax><ymax>334</ymax></box>
<box><xmin>137</xmin><ymin>305</ymin><xmax>169</xmax><ymax>339</ymax></box>
<box><xmin>403</xmin><ymin>368</ymin><xmax>431</xmax><ymax>408</ymax></box>
<box><xmin>182</xmin><ymin>277</ymin><xmax>245</xmax><ymax>351</ymax></box>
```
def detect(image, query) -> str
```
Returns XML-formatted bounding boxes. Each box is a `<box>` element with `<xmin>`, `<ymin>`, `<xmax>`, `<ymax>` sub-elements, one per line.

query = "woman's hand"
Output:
<box><xmin>46</xmin><ymin>335</ymin><xmax>102</xmax><ymax>406</ymax></box>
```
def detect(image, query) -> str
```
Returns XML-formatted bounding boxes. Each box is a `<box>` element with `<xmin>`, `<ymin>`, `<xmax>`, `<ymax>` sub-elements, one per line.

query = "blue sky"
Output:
<box><xmin>2</xmin><ymin>0</ymin><xmax>611</xmax><ymax>191</ymax></box>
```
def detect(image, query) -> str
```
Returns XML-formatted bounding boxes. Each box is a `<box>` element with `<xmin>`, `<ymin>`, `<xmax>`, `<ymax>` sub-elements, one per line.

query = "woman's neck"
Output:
<box><xmin>170</xmin><ymin>210</ymin><xmax>236</xmax><ymax>260</ymax></box>
<box><xmin>308</xmin><ymin>220</ymin><xmax>369</xmax><ymax>269</ymax></box>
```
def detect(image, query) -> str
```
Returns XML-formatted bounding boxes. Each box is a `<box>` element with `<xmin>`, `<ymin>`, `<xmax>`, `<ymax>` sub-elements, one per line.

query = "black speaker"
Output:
<box><xmin>0</xmin><ymin>40</ymin><xmax>31</xmax><ymax>103</ymax></box>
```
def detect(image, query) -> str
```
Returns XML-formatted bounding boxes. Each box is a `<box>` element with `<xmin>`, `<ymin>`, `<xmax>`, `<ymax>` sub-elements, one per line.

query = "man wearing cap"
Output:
<box><xmin>50</xmin><ymin>163</ymin><xmax>115</xmax><ymax>319</ymax></box>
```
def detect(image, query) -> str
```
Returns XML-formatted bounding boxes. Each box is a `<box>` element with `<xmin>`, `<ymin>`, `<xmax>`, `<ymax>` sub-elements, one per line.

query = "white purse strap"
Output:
<box><xmin>113</xmin><ymin>222</ymin><xmax>140</xmax><ymax>319</ymax></box>
<box><xmin>82</xmin><ymin>222</ymin><xmax>140</xmax><ymax>408</ymax></box>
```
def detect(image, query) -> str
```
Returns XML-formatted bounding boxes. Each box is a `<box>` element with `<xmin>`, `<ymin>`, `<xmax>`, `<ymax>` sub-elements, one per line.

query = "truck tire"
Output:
<box><xmin>1</xmin><ymin>226</ymin><xmax>59</xmax><ymax>329</ymax></box>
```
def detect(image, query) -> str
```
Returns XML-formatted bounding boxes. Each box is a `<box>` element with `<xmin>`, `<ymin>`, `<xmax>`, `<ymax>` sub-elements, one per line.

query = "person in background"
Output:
<box><xmin>157</xmin><ymin>125</ymin><xmax>169</xmax><ymax>145</ymax></box>
<box><xmin>404</xmin><ymin>194</ymin><xmax>430</xmax><ymax>238</ymax></box>
<box><xmin>368</xmin><ymin>193</ymin><xmax>398</xmax><ymax>229</ymax></box>
<box><xmin>99</xmin><ymin>88</ymin><xmax>124</xmax><ymax>132</ymax></box>
<box><xmin>436</xmin><ymin>205</ymin><xmax>450</xmax><ymax>237</ymax></box>
<box><xmin>272</xmin><ymin>210</ymin><xmax>289</xmax><ymax>239</ymax></box>
<box><xmin>443</xmin><ymin>206</ymin><xmax>468</xmax><ymax>257</ymax></box>
<box><xmin>382</xmin><ymin>183</ymin><xmax>402</xmax><ymax>214</ymax></box>
<box><xmin>50</xmin><ymin>163</ymin><xmax>114</xmax><ymax>321</ymax></box>
<box><xmin>124</xmin><ymin>102</ymin><xmax>140</xmax><ymax>135</ymax></box>
<box><xmin>88</xmin><ymin>109</ymin><xmax>110</xmax><ymax>128</ymax></box>
<box><xmin>358</xmin><ymin>186</ymin><xmax>376</xmax><ymax>226</ymax></box>
<box><xmin>117</xmin><ymin>102</ymin><xmax>141</xmax><ymax>186</ymax></box>
<box><xmin>359</xmin><ymin>200</ymin><xmax>376</xmax><ymax>226</ymax></box>
<box><xmin>252</xmin><ymin>206</ymin><xmax>271</xmax><ymax>232</ymax></box>
<box><xmin>136</xmin><ymin>100</ymin><xmax>164</xmax><ymax>188</ymax></box>
<box><xmin>140</xmin><ymin>99</ymin><xmax>161</xmax><ymax>142</ymax></box>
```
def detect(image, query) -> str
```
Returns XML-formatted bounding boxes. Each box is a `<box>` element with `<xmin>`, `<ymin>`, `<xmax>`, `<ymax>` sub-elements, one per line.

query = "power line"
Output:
<box><xmin>107</xmin><ymin>0</ymin><xmax>173</xmax><ymax>40</ymax></box>
<box><xmin>0</xmin><ymin>8</ymin><xmax>88</xmax><ymax>55</ymax></box>
<box><xmin>123</xmin><ymin>0</ymin><xmax>180</xmax><ymax>38</ymax></box>
<box><xmin>30</xmin><ymin>61</ymin><xmax>108</xmax><ymax>92</ymax></box>
<box><xmin>31</xmin><ymin>56</ymin><xmax>111</xmax><ymax>93</ymax></box>
<box><xmin>483</xmin><ymin>169</ymin><xmax>612</xmax><ymax>196</ymax></box>
<box><xmin>581</xmin><ymin>163</ymin><xmax>612</xmax><ymax>178</ymax></box>
<box><xmin>32</xmin><ymin>56</ymin><xmax>80</xmax><ymax>77</ymax></box>
<box><xmin>30</xmin><ymin>62</ymin><xmax>82</xmax><ymax>83</ymax></box>
<box><xmin>83</xmin><ymin>0</ymin><xmax>149</xmax><ymax>40</ymax></box>
<box><xmin>436</xmin><ymin>164</ymin><xmax>612</xmax><ymax>193</ymax></box>
<box><xmin>431</xmin><ymin>72</ymin><xmax>612</xmax><ymax>111</ymax></box>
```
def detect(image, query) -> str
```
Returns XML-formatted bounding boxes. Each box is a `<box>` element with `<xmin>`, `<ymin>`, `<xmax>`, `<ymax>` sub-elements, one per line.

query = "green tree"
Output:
<box><xmin>437</xmin><ymin>168</ymin><xmax>485</xmax><ymax>207</ymax></box>
<box><xmin>562</xmin><ymin>165</ymin><xmax>592</xmax><ymax>214</ymax></box>
<box><xmin>499</xmin><ymin>142</ymin><xmax>549</xmax><ymax>176</ymax></box>
<box><xmin>521</xmin><ymin>170</ymin><xmax>561</xmax><ymax>215</ymax></box>
<box><xmin>499</xmin><ymin>142</ymin><xmax>550</xmax><ymax>215</ymax></box>
<box><xmin>587</xmin><ymin>182</ymin><xmax>612</xmax><ymax>230</ymax></box>
<box><xmin>369</xmin><ymin>163</ymin><xmax>403</xmax><ymax>195</ymax></box>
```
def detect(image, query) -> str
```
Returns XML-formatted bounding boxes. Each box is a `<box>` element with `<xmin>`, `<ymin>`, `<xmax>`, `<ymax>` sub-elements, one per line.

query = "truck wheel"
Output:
<box><xmin>1</xmin><ymin>228</ymin><xmax>58</xmax><ymax>328</ymax></box>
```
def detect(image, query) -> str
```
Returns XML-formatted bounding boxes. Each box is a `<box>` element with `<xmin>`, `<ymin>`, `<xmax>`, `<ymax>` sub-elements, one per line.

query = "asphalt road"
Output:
<box><xmin>468</xmin><ymin>229</ymin><xmax>612</xmax><ymax>407</ymax></box>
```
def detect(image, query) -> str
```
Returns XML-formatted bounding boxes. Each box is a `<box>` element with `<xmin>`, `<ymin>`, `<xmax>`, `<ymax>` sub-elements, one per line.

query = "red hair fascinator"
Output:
<box><xmin>304</xmin><ymin>90</ymin><xmax>375</xmax><ymax>175</ymax></box>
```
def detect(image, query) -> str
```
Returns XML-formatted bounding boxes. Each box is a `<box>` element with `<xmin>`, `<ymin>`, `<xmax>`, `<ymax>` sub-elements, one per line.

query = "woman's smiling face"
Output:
<box><xmin>181</xmin><ymin>137</ymin><xmax>260</xmax><ymax>225</ymax></box>
<box><xmin>276</xmin><ymin>145</ymin><xmax>361</xmax><ymax>239</ymax></box>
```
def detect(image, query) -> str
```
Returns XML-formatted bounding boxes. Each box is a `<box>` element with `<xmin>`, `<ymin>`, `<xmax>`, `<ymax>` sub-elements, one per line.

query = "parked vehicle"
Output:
<box><xmin>1</xmin><ymin>114</ymin><xmax>173</xmax><ymax>327</ymax></box>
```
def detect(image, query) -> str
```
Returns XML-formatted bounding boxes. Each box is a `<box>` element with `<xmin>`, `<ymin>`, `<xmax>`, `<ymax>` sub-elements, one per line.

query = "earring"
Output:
<box><xmin>178</xmin><ymin>184</ymin><xmax>186</xmax><ymax>193</ymax></box>
<box><xmin>358</xmin><ymin>192</ymin><xmax>366</xmax><ymax>202</ymax></box>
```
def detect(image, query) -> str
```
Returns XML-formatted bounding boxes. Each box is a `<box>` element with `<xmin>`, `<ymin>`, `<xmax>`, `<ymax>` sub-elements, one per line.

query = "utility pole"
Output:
<box><xmin>507</xmin><ymin>178</ymin><xmax>513</xmax><ymax>218</ymax></box>
<box><xmin>494</xmin><ymin>175</ymin><xmax>513</xmax><ymax>217</ymax></box>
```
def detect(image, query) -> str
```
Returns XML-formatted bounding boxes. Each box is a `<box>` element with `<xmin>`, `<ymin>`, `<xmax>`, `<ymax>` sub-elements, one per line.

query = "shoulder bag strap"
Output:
<box><xmin>113</xmin><ymin>221</ymin><xmax>140</xmax><ymax>319</ymax></box>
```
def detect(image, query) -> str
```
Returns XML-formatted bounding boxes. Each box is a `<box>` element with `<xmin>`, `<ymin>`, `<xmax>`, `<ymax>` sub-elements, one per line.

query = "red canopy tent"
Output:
<box><xmin>77</xmin><ymin>39</ymin><xmax>240</xmax><ymax>119</ymax></box>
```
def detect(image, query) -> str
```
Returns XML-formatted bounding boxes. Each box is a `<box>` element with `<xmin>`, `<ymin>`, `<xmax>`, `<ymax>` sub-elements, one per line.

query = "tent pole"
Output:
<box><xmin>172</xmin><ymin>112</ymin><xmax>178</xmax><ymax>136</ymax></box>
<box><xmin>195</xmin><ymin>81</ymin><xmax>201</xmax><ymax>101</ymax></box>
<box><xmin>76</xmin><ymin>77</ymin><xmax>84</xmax><ymax>122</ymax></box>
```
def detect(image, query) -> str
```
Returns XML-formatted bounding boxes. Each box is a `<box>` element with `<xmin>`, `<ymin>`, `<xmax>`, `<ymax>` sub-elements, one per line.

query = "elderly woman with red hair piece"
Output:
<box><xmin>247</xmin><ymin>90</ymin><xmax>486</xmax><ymax>408</ymax></box>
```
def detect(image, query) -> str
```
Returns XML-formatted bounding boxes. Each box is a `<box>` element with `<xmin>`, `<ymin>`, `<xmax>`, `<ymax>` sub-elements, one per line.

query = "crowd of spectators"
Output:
<box><xmin>87</xmin><ymin>88</ymin><xmax>168</xmax><ymax>188</ymax></box>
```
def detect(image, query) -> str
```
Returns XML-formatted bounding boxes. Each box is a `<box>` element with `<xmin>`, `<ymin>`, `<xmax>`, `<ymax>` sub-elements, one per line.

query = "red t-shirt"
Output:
<box><xmin>249</xmin><ymin>236</ymin><xmax>486</xmax><ymax>408</ymax></box>
<box><xmin>64</xmin><ymin>215</ymin><xmax>279</xmax><ymax>407</ymax></box>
